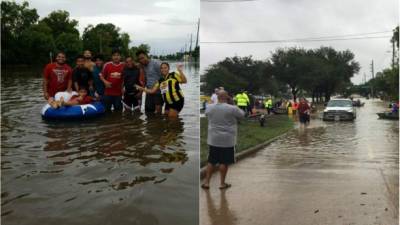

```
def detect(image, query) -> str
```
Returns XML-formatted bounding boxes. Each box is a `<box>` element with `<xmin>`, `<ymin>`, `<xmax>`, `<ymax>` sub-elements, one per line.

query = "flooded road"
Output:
<box><xmin>1</xmin><ymin>62</ymin><xmax>199</xmax><ymax>225</ymax></box>
<box><xmin>200</xmin><ymin>99</ymin><xmax>398</xmax><ymax>225</ymax></box>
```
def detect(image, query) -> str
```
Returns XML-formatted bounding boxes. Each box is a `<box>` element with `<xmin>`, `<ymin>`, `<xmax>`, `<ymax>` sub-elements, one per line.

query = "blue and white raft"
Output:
<box><xmin>41</xmin><ymin>92</ymin><xmax>105</xmax><ymax>120</ymax></box>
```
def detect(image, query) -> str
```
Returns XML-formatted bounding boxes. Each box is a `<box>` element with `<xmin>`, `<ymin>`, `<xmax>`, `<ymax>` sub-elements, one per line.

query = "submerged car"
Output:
<box><xmin>323</xmin><ymin>99</ymin><xmax>356</xmax><ymax>121</ymax></box>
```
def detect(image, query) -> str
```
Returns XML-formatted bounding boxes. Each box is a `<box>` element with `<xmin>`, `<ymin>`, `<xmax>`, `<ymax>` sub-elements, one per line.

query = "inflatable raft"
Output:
<box><xmin>41</xmin><ymin>92</ymin><xmax>105</xmax><ymax>120</ymax></box>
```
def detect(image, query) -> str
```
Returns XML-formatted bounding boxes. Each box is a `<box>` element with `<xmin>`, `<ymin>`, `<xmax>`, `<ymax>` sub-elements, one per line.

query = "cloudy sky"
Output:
<box><xmin>17</xmin><ymin>0</ymin><xmax>199</xmax><ymax>55</ymax></box>
<box><xmin>200</xmin><ymin>0</ymin><xmax>399</xmax><ymax>84</ymax></box>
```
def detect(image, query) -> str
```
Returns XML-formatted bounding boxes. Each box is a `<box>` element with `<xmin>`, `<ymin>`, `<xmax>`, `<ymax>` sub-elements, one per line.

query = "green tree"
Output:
<box><xmin>270</xmin><ymin>48</ymin><xmax>307</xmax><ymax>101</ymax></box>
<box><xmin>1</xmin><ymin>1</ymin><xmax>39</xmax><ymax>64</ymax></box>
<box><xmin>129</xmin><ymin>44</ymin><xmax>151</xmax><ymax>59</ymax></box>
<box><xmin>40</xmin><ymin>10</ymin><xmax>79</xmax><ymax>39</ymax></box>
<box><xmin>271</xmin><ymin>47</ymin><xmax>359</xmax><ymax>102</ymax></box>
<box><xmin>82</xmin><ymin>23</ymin><xmax>123</xmax><ymax>58</ymax></box>
<box><xmin>20</xmin><ymin>23</ymin><xmax>54</xmax><ymax>64</ymax></box>
<box><xmin>201</xmin><ymin>56</ymin><xmax>282</xmax><ymax>96</ymax></box>
<box><xmin>201</xmin><ymin>63</ymin><xmax>248</xmax><ymax>95</ymax></box>
<box><xmin>314</xmin><ymin>47</ymin><xmax>359</xmax><ymax>101</ymax></box>
<box><xmin>120</xmin><ymin>32</ymin><xmax>130</xmax><ymax>57</ymax></box>
<box><xmin>55</xmin><ymin>33</ymin><xmax>82</xmax><ymax>64</ymax></box>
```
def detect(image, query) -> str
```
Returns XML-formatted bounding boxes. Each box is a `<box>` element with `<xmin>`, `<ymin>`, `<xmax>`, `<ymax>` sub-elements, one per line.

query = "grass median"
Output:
<box><xmin>200</xmin><ymin>115</ymin><xmax>294</xmax><ymax>167</ymax></box>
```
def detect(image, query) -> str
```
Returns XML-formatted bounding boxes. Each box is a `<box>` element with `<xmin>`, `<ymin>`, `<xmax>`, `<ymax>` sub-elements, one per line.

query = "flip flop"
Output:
<box><xmin>219</xmin><ymin>183</ymin><xmax>232</xmax><ymax>189</ymax></box>
<box><xmin>201</xmin><ymin>184</ymin><xmax>210</xmax><ymax>189</ymax></box>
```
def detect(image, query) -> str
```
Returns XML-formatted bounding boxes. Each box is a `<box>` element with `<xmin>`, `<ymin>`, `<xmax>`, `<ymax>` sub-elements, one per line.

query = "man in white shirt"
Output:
<box><xmin>210</xmin><ymin>88</ymin><xmax>219</xmax><ymax>104</ymax></box>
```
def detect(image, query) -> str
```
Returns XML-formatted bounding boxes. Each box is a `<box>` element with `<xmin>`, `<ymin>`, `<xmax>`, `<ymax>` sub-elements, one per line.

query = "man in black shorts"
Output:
<box><xmin>201</xmin><ymin>90</ymin><xmax>245</xmax><ymax>190</ymax></box>
<box><xmin>122</xmin><ymin>56</ymin><xmax>145</xmax><ymax>111</ymax></box>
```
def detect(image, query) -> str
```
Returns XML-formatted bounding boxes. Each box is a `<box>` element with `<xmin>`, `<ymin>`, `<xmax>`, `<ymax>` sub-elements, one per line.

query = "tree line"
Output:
<box><xmin>1</xmin><ymin>1</ymin><xmax>151</xmax><ymax>65</ymax></box>
<box><xmin>202</xmin><ymin>46</ymin><xmax>360</xmax><ymax>102</ymax></box>
<box><xmin>202</xmin><ymin>26</ymin><xmax>399</xmax><ymax>102</ymax></box>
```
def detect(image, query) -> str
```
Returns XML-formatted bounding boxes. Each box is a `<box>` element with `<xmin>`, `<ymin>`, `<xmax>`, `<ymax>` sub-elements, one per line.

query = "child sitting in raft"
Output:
<box><xmin>50</xmin><ymin>88</ymin><xmax>98</xmax><ymax>108</ymax></box>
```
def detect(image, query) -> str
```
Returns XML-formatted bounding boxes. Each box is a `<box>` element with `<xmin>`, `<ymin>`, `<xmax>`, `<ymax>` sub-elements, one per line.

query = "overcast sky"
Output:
<box><xmin>200</xmin><ymin>0</ymin><xmax>399</xmax><ymax>84</ymax></box>
<box><xmin>17</xmin><ymin>0</ymin><xmax>199</xmax><ymax>55</ymax></box>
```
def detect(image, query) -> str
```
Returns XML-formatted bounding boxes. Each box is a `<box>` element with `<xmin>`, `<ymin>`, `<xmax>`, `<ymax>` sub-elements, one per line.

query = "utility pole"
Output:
<box><xmin>195</xmin><ymin>18</ymin><xmax>200</xmax><ymax>48</ymax></box>
<box><xmin>189</xmin><ymin>33</ymin><xmax>193</xmax><ymax>55</ymax></box>
<box><xmin>392</xmin><ymin>38</ymin><xmax>396</xmax><ymax>68</ymax></box>
<box><xmin>370</xmin><ymin>60</ymin><xmax>374</xmax><ymax>98</ymax></box>
<box><xmin>363</xmin><ymin>73</ymin><xmax>366</xmax><ymax>84</ymax></box>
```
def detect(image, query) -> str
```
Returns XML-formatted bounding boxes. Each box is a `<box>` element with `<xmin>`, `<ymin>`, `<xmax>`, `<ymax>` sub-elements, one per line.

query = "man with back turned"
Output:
<box><xmin>202</xmin><ymin>90</ymin><xmax>245</xmax><ymax>190</ymax></box>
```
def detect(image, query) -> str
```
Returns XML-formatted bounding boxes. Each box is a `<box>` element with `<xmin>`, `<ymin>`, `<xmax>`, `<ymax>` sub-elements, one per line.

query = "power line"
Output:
<box><xmin>201</xmin><ymin>35</ymin><xmax>392</xmax><ymax>44</ymax></box>
<box><xmin>201</xmin><ymin>0</ymin><xmax>256</xmax><ymax>2</ymax></box>
<box><xmin>289</xmin><ymin>31</ymin><xmax>391</xmax><ymax>40</ymax></box>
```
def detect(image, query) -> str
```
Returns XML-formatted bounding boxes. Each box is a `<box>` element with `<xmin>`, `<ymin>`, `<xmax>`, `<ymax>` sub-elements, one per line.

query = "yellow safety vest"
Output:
<box><xmin>235</xmin><ymin>93</ymin><xmax>248</xmax><ymax>106</ymax></box>
<box><xmin>264</xmin><ymin>99</ymin><xmax>272</xmax><ymax>108</ymax></box>
<box><xmin>243</xmin><ymin>93</ymin><xmax>250</xmax><ymax>104</ymax></box>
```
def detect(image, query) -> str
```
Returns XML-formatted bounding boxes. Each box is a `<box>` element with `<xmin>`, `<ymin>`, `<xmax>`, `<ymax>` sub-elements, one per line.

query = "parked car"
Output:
<box><xmin>323</xmin><ymin>99</ymin><xmax>356</xmax><ymax>121</ymax></box>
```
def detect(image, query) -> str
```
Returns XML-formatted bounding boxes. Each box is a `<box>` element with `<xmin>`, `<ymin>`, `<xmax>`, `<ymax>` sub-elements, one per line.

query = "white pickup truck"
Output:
<box><xmin>323</xmin><ymin>99</ymin><xmax>356</xmax><ymax>121</ymax></box>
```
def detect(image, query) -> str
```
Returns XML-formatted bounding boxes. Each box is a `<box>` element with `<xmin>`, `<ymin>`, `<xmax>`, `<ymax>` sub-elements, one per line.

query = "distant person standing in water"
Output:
<box><xmin>136</xmin><ymin>50</ymin><xmax>163</xmax><ymax>114</ymax></box>
<box><xmin>122</xmin><ymin>56</ymin><xmax>145</xmax><ymax>111</ymax></box>
<box><xmin>298</xmin><ymin>97</ymin><xmax>311</xmax><ymax>126</ymax></box>
<box><xmin>43</xmin><ymin>51</ymin><xmax>73</xmax><ymax>104</ymax></box>
<box><xmin>100</xmin><ymin>49</ymin><xmax>124</xmax><ymax>112</ymax></box>
<box><xmin>83</xmin><ymin>50</ymin><xmax>95</xmax><ymax>71</ymax></box>
<box><xmin>92</xmin><ymin>54</ymin><xmax>105</xmax><ymax>101</ymax></box>
<box><xmin>72</xmin><ymin>55</ymin><xmax>94</xmax><ymax>94</ymax></box>
<box><xmin>201</xmin><ymin>90</ymin><xmax>245</xmax><ymax>190</ymax></box>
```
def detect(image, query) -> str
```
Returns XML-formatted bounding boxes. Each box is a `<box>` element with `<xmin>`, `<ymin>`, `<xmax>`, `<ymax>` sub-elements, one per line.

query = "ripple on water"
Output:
<box><xmin>1</xmin><ymin>63</ymin><xmax>199</xmax><ymax>225</ymax></box>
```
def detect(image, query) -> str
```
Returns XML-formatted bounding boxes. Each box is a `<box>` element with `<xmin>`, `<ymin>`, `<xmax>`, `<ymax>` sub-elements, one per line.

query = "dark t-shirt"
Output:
<box><xmin>73</xmin><ymin>67</ymin><xmax>93</xmax><ymax>91</ymax></box>
<box><xmin>123</xmin><ymin>66</ymin><xmax>141</xmax><ymax>94</ymax></box>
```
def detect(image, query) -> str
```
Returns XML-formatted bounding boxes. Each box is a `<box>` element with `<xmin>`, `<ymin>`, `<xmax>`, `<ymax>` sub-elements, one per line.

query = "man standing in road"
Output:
<box><xmin>136</xmin><ymin>50</ymin><xmax>163</xmax><ymax>114</ymax></box>
<box><xmin>298</xmin><ymin>97</ymin><xmax>311</xmax><ymax>126</ymax></box>
<box><xmin>202</xmin><ymin>90</ymin><xmax>245</xmax><ymax>190</ymax></box>
<box><xmin>43</xmin><ymin>51</ymin><xmax>73</xmax><ymax>104</ymax></box>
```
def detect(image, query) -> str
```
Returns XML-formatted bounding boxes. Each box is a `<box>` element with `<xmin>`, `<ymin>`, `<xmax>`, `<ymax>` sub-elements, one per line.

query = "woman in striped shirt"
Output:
<box><xmin>136</xmin><ymin>62</ymin><xmax>187</xmax><ymax>117</ymax></box>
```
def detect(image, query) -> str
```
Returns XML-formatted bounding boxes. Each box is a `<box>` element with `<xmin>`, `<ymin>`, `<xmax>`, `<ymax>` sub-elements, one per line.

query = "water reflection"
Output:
<box><xmin>1</xmin><ymin>63</ymin><xmax>199</xmax><ymax>225</ymax></box>
<box><xmin>200</xmin><ymin>99</ymin><xmax>398</xmax><ymax>225</ymax></box>
<box><xmin>205</xmin><ymin>190</ymin><xmax>237</xmax><ymax>225</ymax></box>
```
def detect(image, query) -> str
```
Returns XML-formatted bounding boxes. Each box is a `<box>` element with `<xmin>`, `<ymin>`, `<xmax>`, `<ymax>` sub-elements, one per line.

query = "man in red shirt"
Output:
<box><xmin>43</xmin><ymin>52</ymin><xmax>73</xmax><ymax>103</ymax></box>
<box><xmin>298</xmin><ymin>97</ymin><xmax>311</xmax><ymax>125</ymax></box>
<box><xmin>100</xmin><ymin>49</ymin><xmax>124</xmax><ymax>112</ymax></box>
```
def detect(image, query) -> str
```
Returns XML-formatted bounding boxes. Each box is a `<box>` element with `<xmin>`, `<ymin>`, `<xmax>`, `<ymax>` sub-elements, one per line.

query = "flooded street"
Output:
<box><xmin>1</xmin><ymin>62</ymin><xmax>199</xmax><ymax>225</ymax></box>
<box><xmin>200</xmin><ymin>99</ymin><xmax>398</xmax><ymax>225</ymax></box>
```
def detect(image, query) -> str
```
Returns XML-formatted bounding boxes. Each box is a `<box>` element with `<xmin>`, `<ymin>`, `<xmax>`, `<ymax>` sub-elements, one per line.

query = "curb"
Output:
<box><xmin>200</xmin><ymin>128</ymin><xmax>292</xmax><ymax>180</ymax></box>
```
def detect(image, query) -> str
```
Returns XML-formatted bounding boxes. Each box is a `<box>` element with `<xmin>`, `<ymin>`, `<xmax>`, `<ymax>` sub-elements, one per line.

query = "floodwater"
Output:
<box><xmin>200</xmin><ymin>99</ymin><xmax>399</xmax><ymax>225</ymax></box>
<box><xmin>1</xmin><ymin>62</ymin><xmax>199</xmax><ymax>225</ymax></box>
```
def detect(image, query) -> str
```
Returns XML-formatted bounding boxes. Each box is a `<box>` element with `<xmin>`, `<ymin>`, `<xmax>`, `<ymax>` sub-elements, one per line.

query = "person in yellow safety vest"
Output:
<box><xmin>243</xmin><ymin>91</ymin><xmax>251</xmax><ymax>113</ymax></box>
<box><xmin>287</xmin><ymin>100</ymin><xmax>293</xmax><ymax>115</ymax></box>
<box><xmin>264</xmin><ymin>97</ymin><xmax>273</xmax><ymax>114</ymax></box>
<box><xmin>235</xmin><ymin>92</ymin><xmax>248</xmax><ymax>112</ymax></box>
